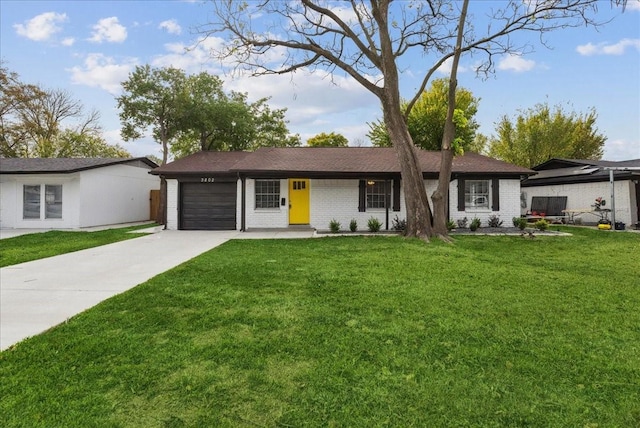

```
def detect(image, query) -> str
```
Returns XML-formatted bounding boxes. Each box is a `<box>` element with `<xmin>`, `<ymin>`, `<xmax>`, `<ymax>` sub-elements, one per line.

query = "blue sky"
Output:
<box><xmin>1</xmin><ymin>0</ymin><xmax>639</xmax><ymax>161</ymax></box>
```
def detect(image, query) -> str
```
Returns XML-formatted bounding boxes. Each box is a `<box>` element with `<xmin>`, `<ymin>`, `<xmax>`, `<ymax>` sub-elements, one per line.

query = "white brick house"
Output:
<box><xmin>152</xmin><ymin>148</ymin><xmax>532</xmax><ymax>231</ymax></box>
<box><xmin>521</xmin><ymin>158</ymin><xmax>640</xmax><ymax>227</ymax></box>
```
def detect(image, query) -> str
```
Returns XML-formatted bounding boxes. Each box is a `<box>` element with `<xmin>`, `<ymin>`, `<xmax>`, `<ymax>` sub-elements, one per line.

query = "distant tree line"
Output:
<box><xmin>0</xmin><ymin>64</ymin><xmax>130</xmax><ymax>158</ymax></box>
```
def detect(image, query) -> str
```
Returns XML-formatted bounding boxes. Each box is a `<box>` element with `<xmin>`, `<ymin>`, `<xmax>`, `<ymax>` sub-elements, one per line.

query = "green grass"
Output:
<box><xmin>1</xmin><ymin>227</ymin><xmax>639</xmax><ymax>427</ymax></box>
<box><xmin>0</xmin><ymin>224</ymin><xmax>156</xmax><ymax>267</ymax></box>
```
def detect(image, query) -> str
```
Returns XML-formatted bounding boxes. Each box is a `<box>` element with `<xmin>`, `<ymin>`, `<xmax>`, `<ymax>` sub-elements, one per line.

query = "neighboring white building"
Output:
<box><xmin>0</xmin><ymin>158</ymin><xmax>159</xmax><ymax>229</ymax></box>
<box><xmin>151</xmin><ymin>148</ymin><xmax>533</xmax><ymax>231</ymax></box>
<box><xmin>521</xmin><ymin>158</ymin><xmax>640</xmax><ymax>228</ymax></box>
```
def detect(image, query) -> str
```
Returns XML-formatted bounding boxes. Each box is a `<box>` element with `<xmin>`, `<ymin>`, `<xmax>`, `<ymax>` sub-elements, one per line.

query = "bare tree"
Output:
<box><xmin>200</xmin><ymin>0</ymin><xmax>624</xmax><ymax>240</ymax></box>
<box><xmin>1</xmin><ymin>64</ymin><xmax>107</xmax><ymax>158</ymax></box>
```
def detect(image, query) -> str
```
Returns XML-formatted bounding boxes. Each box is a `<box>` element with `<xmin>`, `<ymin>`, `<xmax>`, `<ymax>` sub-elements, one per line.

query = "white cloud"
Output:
<box><xmin>625</xmin><ymin>1</ymin><xmax>640</xmax><ymax>12</ymax></box>
<box><xmin>576</xmin><ymin>39</ymin><xmax>640</xmax><ymax>56</ymax></box>
<box><xmin>68</xmin><ymin>53</ymin><xmax>137</xmax><ymax>94</ymax></box>
<box><xmin>224</xmin><ymin>69</ymin><xmax>378</xmax><ymax>133</ymax></box>
<box><xmin>436</xmin><ymin>57</ymin><xmax>468</xmax><ymax>75</ymax></box>
<box><xmin>603</xmin><ymin>139</ymin><xmax>640</xmax><ymax>161</ymax></box>
<box><xmin>159</xmin><ymin>19</ymin><xmax>182</xmax><ymax>35</ymax></box>
<box><xmin>89</xmin><ymin>17</ymin><xmax>127</xmax><ymax>43</ymax></box>
<box><xmin>14</xmin><ymin>12</ymin><xmax>67</xmax><ymax>42</ymax></box>
<box><xmin>497</xmin><ymin>53</ymin><xmax>535</xmax><ymax>72</ymax></box>
<box><xmin>61</xmin><ymin>37</ymin><xmax>75</xmax><ymax>46</ymax></box>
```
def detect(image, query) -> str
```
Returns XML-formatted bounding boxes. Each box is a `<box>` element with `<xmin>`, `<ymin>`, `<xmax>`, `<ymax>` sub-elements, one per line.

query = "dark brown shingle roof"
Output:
<box><xmin>0</xmin><ymin>157</ymin><xmax>157</xmax><ymax>174</ymax></box>
<box><xmin>149</xmin><ymin>148</ymin><xmax>533</xmax><ymax>177</ymax></box>
<box><xmin>150</xmin><ymin>151</ymin><xmax>251</xmax><ymax>176</ymax></box>
<box><xmin>231</xmin><ymin>147</ymin><xmax>533</xmax><ymax>176</ymax></box>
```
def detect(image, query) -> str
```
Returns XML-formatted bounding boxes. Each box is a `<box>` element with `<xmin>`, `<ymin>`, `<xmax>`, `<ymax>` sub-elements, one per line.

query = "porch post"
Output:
<box><xmin>609</xmin><ymin>169</ymin><xmax>615</xmax><ymax>227</ymax></box>
<box><xmin>241</xmin><ymin>175</ymin><xmax>246</xmax><ymax>231</ymax></box>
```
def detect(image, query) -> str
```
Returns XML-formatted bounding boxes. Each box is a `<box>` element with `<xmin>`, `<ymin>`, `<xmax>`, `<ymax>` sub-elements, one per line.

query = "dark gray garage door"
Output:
<box><xmin>180</xmin><ymin>182</ymin><xmax>237</xmax><ymax>230</ymax></box>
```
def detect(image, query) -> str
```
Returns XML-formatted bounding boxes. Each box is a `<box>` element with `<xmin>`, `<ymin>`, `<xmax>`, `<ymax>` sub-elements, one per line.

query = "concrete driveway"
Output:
<box><xmin>0</xmin><ymin>228</ymin><xmax>315</xmax><ymax>351</ymax></box>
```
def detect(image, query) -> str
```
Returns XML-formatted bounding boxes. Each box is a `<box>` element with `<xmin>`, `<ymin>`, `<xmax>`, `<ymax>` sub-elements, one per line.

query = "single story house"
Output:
<box><xmin>150</xmin><ymin>147</ymin><xmax>533</xmax><ymax>231</ymax></box>
<box><xmin>0</xmin><ymin>157</ymin><xmax>159</xmax><ymax>229</ymax></box>
<box><xmin>521</xmin><ymin>158</ymin><xmax>640</xmax><ymax>227</ymax></box>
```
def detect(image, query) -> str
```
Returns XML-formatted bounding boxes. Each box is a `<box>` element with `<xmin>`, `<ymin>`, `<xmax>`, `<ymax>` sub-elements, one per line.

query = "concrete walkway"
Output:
<box><xmin>0</xmin><ymin>228</ymin><xmax>315</xmax><ymax>351</ymax></box>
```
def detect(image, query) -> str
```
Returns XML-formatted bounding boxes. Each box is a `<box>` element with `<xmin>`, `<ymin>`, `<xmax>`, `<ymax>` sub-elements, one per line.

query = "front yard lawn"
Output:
<box><xmin>0</xmin><ymin>223</ymin><xmax>155</xmax><ymax>267</ymax></box>
<box><xmin>1</xmin><ymin>227</ymin><xmax>638</xmax><ymax>427</ymax></box>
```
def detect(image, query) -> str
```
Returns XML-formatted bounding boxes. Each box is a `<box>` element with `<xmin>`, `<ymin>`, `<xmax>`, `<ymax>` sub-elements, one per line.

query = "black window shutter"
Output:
<box><xmin>492</xmin><ymin>178</ymin><xmax>500</xmax><ymax>211</ymax></box>
<box><xmin>392</xmin><ymin>179</ymin><xmax>401</xmax><ymax>212</ymax></box>
<box><xmin>457</xmin><ymin>178</ymin><xmax>465</xmax><ymax>211</ymax></box>
<box><xmin>358</xmin><ymin>180</ymin><xmax>366</xmax><ymax>212</ymax></box>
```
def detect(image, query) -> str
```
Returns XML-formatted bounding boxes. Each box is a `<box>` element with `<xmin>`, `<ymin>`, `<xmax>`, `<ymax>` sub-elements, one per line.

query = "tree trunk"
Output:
<box><xmin>432</xmin><ymin>148</ymin><xmax>453</xmax><ymax>237</ymax></box>
<box><xmin>382</xmin><ymin>96</ymin><xmax>434</xmax><ymax>240</ymax></box>
<box><xmin>432</xmin><ymin>0</ymin><xmax>469</xmax><ymax>239</ymax></box>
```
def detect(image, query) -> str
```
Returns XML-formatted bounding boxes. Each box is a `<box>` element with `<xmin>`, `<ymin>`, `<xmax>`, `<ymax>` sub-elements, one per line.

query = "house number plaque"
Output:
<box><xmin>200</xmin><ymin>178</ymin><xmax>215</xmax><ymax>183</ymax></box>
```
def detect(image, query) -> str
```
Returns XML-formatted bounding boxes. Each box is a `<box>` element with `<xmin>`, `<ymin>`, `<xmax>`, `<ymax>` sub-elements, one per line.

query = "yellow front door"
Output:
<box><xmin>289</xmin><ymin>179</ymin><xmax>310</xmax><ymax>224</ymax></box>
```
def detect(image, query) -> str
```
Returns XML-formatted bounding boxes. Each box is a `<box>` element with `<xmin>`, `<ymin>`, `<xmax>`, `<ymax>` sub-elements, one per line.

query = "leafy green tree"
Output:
<box><xmin>488</xmin><ymin>103</ymin><xmax>606</xmax><ymax>168</ymax></box>
<box><xmin>307</xmin><ymin>132</ymin><xmax>349</xmax><ymax>147</ymax></box>
<box><xmin>117</xmin><ymin>65</ymin><xmax>187</xmax><ymax>165</ymax></box>
<box><xmin>368</xmin><ymin>78</ymin><xmax>479</xmax><ymax>152</ymax></box>
<box><xmin>170</xmin><ymin>73</ymin><xmax>300</xmax><ymax>158</ymax></box>
<box><xmin>250</xmin><ymin>98</ymin><xmax>301</xmax><ymax>150</ymax></box>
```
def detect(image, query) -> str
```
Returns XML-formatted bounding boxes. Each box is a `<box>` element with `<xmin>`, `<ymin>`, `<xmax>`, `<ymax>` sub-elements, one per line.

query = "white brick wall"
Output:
<box><xmin>523</xmin><ymin>180</ymin><xmax>636</xmax><ymax>225</ymax></box>
<box><xmin>166</xmin><ymin>179</ymin><xmax>178</xmax><ymax>230</ymax></box>
<box><xmin>311</xmin><ymin>179</ymin><xmax>403</xmax><ymax>231</ymax></box>
<box><xmin>166</xmin><ymin>177</ymin><xmax>526</xmax><ymax>231</ymax></box>
<box><xmin>448</xmin><ymin>179</ymin><xmax>522</xmax><ymax>227</ymax></box>
<box><xmin>245</xmin><ymin>177</ymin><xmax>523</xmax><ymax>231</ymax></box>
<box><xmin>245</xmin><ymin>179</ymin><xmax>289</xmax><ymax>229</ymax></box>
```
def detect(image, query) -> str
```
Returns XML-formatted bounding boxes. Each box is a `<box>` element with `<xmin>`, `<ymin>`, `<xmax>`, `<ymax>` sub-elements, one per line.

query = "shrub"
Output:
<box><xmin>391</xmin><ymin>215</ymin><xmax>406</xmax><ymax>231</ymax></box>
<box><xmin>487</xmin><ymin>215</ymin><xmax>503</xmax><ymax>228</ymax></box>
<box><xmin>329</xmin><ymin>219</ymin><xmax>341</xmax><ymax>233</ymax></box>
<box><xmin>456</xmin><ymin>217</ymin><xmax>469</xmax><ymax>228</ymax></box>
<box><xmin>535</xmin><ymin>219</ymin><xmax>549</xmax><ymax>231</ymax></box>
<box><xmin>367</xmin><ymin>217</ymin><xmax>382</xmax><ymax>232</ymax></box>
<box><xmin>470</xmin><ymin>218</ymin><xmax>481</xmax><ymax>231</ymax></box>
<box><xmin>446</xmin><ymin>219</ymin><xmax>456</xmax><ymax>231</ymax></box>
<box><xmin>514</xmin><ymin>217</ymin><xmax>528</xmax><ymax>230</ymax></box>
<box><xmin>349</xmin><ymin>219</ymin><xmax>358</xmax><ymax>232</ymax></box>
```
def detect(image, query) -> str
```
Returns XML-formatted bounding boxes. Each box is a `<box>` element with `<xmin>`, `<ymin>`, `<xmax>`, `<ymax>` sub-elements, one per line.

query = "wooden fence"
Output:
<box><xmin>150</xmin><ymin>190</ymin><xmax>160</xmax><ymax>221</ymax></box>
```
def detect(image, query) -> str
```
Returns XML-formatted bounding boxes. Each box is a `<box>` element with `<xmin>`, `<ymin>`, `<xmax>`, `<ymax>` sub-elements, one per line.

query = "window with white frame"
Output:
<box><xmin>23</xmin><ymin>185</ymin><xmax>41</xmax><ymax>219</ymax></box>
<box><xmin>366</xmin><ymin>180</ymin><xmax>387</xmax><ymax>209</ymax></box>
<box><xmin>255</xmin><ymin>180</ymin><xmax>280</xmax><ymax>209</ymax></box>
<box><xmin>465</xmin><ymin>180</ymin><xmax>490</xmax><ymax>209</ymax></box>
<box><xmin>23</xmin><ymin>184</ymin><xmax>63</xmax><ymax>219</ymax></box>
<box><xmin>45</xmin><ymin>185</ymin><xmax>63</xmax><ymax>218</ymax></box>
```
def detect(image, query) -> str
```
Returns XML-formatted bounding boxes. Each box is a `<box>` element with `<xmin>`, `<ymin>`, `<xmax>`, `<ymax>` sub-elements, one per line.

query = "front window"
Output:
<box><xmin>23</xmin><ymin>184</ymin><xmax>63</xmax><ymax>219</ymax></box>
<box><xmin>255</xmin><ymin>180</ymin><xmax>280</xmax><ymax>209</ymax></box>
<box><xmin>465</xmin><ymin>180</ymin><xmax>490</xmax><ymax>209</ymax></box>
<box><xmin>45</xmin><ymin>185</ymin><xmax>63</xmax><ymax>219</ymax></box>
<box><xmin>367</xmin><ymin>180</ymin><xmax>387</xmax><ymax>209</ymax></box>
<box><xmin>23</xmin><ymin>185</ymin><xmax>41</xmax><ymax>219</ymax></box>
